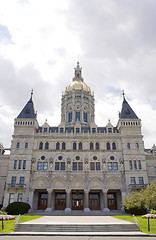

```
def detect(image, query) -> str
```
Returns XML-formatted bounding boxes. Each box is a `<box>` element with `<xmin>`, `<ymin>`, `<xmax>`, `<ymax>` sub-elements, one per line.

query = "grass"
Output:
<box><xmin>114</xmin><ymin>215</ymin><xmax>156</xmax><ymax>234</ymax></box>
<box><xmin>0</xmin><ymin>215</ymin><xmax>42</xmax><ymax>233</ymax></box>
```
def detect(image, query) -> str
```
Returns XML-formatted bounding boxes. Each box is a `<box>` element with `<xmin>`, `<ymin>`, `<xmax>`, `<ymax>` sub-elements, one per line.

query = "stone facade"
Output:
<box><xmin>1</xmin><ymin>62</ymin><xmax>156</xmax><ymax>212</ymax></box>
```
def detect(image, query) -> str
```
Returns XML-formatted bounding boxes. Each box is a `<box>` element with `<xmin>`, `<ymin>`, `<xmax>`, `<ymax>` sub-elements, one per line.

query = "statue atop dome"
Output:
<box><xmin>74</xmin><ymin>62</ymin><xmax>82</xmax><ymax>79</ymax></box>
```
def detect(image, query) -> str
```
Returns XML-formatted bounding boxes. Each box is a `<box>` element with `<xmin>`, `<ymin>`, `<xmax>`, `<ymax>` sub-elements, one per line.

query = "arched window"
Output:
<box><xmin>56</xmin><ymin>142</ymin><xmax>60</xmax><ymax>150</ymax></box>
<box><xmin>112</xmin><ymin>142</ymin><xmax>116</xmax><ymax>150</ymax></box>
<box><xmin>90</xmin><ymin>142</ymin><xmax>94</xmax><ymax>150</ymax></box>
<box><xmin>62</xmin><ymin>142</ymin><xmax>66</xmax><ymax>150</ymax></box>
<box><xmin>106</xmin><ymin>142</ymin><xmax>110</xmax><ymax>150</ymax></box>
<box><xmin>39</xmin><ymin>142</ymin><xmax>43</xmax><ymax>149</ymax></box>
<box><xmin>127</xmin><ymin>143</ymin><xmax>130</xmax><ymax>149</ymax></box>
<box><xmin>79</xmin><ymin>142</ymin><xmax>82</xmax><ymax>150</ymax></box>
<box><xmin>16</xmin><ymin>142</ymin><xmax>20</xmax><ymax>149</ymax></box>
<box><xmin>45</xmin><ymin>142</ymin><xmax>49</xmax><ymax>150</ymax></box>
<box><xmin>73</xmin><ymin>142</ymin><xmax>77</xmax><ymax>150</ymax></box>
<box><xmin>96</xmin><ymin>142</ymin><xmax>99</xmax><ymax>150</ymax></box>
<box><xmin>25</xmin><ymin>143</ymin><xmax>28</xmax><ymax>149</ymax></box>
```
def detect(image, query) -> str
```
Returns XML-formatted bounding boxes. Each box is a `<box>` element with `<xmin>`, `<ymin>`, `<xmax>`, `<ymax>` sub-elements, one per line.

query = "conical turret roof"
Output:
<box><xmin>120</xmin><ymin>96</ymin><xmax>138</xmax><ymax>119</ymax></box>
<box><xmin>17</xmin><ymin>92</ymin><xmax>36</xmax><ymax>119</ymax></box>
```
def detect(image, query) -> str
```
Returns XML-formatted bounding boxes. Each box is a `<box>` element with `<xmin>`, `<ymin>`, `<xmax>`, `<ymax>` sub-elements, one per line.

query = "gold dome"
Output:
<box><xmin>67</xmin><ymin>78</ymin><xmax>90</xmax><ymax>92</ymax></box>
<box><xmin>64</xmin><ymin>62</ymin><xmax>91</xmax><ymax>95</ymax></box>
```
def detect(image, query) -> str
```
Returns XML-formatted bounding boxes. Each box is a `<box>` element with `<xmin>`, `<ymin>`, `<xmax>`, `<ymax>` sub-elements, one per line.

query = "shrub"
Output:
<box><xmin>5</xmin><ymin>202</ymin><xmax>30</xmax><ymax>215</ymax></box>
<box><xmin>123</xmin><ymin>192</ymin><xmax>147</xmax><ymax>215</ymax></box>
<box><xmin>0</xmin><ymin>210</ymin><xmax>7</xmax><ymax>215</ymax></box>
<box><xmin>150</xmin><ymin>209</ymin><xmax>156</xmax><ymax>214</ymax></box>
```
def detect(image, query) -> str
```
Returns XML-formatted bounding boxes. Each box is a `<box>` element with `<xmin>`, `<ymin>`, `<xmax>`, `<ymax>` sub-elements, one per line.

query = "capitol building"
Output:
<box><xmin>0</xmin><ymin>62</ymin><xmax>156</xmax><ymax>212</ymax></box>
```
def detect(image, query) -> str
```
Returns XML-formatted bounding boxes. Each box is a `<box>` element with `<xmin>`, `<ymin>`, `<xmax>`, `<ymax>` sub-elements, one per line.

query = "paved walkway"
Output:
<box><xmin>23</xmin><ymin>216</ymin><xmax>132</xmax><ymax>225</ymax></box>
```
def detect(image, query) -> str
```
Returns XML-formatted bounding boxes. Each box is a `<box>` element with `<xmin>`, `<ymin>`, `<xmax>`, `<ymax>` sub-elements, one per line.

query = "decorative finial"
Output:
<box><xmin>122</xmin><ymin>90</ymin><xmax>125</xmax><ymax>100</ymax></box>
<box><xmin>74</xmin><ymin>61</ymin><xmax>82</xmax><ymax>78</ymax></box>
<box><xmin>30</xmin><ymin>89</ymin><xmax>33</xmax><ymax>101</ymax></box>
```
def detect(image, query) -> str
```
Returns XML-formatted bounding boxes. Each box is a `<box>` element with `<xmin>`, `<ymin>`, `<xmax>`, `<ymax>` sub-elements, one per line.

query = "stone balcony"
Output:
<box><xmin>129</xmin><ymin>184</ymin><xmax>148</xmax><ymax>190</ymax></box>
<box><xmin>7</xmin><ymin>183</ymin><xmax>26</xmax><ymax>189</ymax></box>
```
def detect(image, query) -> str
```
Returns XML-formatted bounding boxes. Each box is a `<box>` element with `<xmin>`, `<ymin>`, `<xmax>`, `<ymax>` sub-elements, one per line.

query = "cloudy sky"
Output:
<box><xmin>0</xmin><ymin>0</ymin><xmax>156</xmax><ymax>148</ymax></box>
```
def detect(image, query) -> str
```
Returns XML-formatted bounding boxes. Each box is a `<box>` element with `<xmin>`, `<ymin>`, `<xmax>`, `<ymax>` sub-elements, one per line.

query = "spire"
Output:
<box><xmin>17</xmin><ymin>91</ymin><xmax>36</xmax><ymax>119</ymax></box>
<box><xmin>74</xmin><ymin>61</ymin><xmax>83</xmax><ymax>80</ymax></box>
<box><xmin>120</xmin><ymin>93</ymin><xmax>138</xmax><ymax>119</ymax></box>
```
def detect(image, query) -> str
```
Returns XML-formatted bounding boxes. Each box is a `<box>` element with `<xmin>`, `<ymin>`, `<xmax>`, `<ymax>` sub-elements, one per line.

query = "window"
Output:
<box><xmin>73</xmin><ymin>142</ymin><xmax>77</xmax><ymax>150</ymax></box>
<box><xmin>18</xmin><ymin>160</ymin><xmax>22</xmax><ymax>169</ymax></box>
<box><xmin>44</xmin><ymin>128</ymin><xmax>47</xmax><ymax>132</ymax></box>
<box><xmin>108</xmin><ymin>162</ymin><xmax>112</xmax><ymax>171</ymax></box>
<box><xmin>92</xmin><ymin>128</ymin><xmax>96</xmax><ymax>133</ymax></box>
<box><xmin>134</xmin><ymin>160</ymin><xmax>137</xmax><ymax>170</ymax></box>
<box><xmin>9</xmin><ymin>193</ymin><xmax>14</xmax><ymax>204</ymax></box>
<box><xmin>138</xmin><ymin>160</ymin><xmax>141</xmax><ymax>170</ymax></box>
<box><xmin>68</xmin><ymin>112</ymin><xmax>72</xmax><ymax>122</ymax></box>
<box><xmin>76</xmin><ymin>128</ymin><xmax>80</xmax><ymax>133</ymax></box>
<box><xmin>83</xmin><ymin>112</ymin><xmax>87</xmax><ymax>122</ymax></box>
<box><xmin>106</xmin><ymin>142</ymin><xmax>110</xmax><ymax>150</ymax></box>
<box><xmin>78</xmin><ymin>162</ymin><xmax>83</xmax><ymax>171</ymax></box>
<box><xmin>72</xmin><ymin>162</ymin><xmax>83</xmax><ymax>171</ymax></box>
<box><xmin>25</xmin><ymin>143</ymin><xmax>28</xmax><ymax>148</ymax></box>
<box><xmin>14</xmin><ymin>160</ymin><xmax>17</xmax><ymax>169</ymax></box>
<box><xmin>60</xmin><ymin>128</ymin><xmax>63</xmax><ymax>133</ymax></box>
<box><xmin>129</xmin><ymin>160</ymin><xmax>133</xmax><ymax>170</ymax></box>
<box><xmin>108</xmin><ymin>128</ymin><xmax>112</xmax><ymax>133</ymax></box>
<box><xmin>23</xmin><ymin>160</ymin><xmax>26</xmax><ymax>169</ymax></box>
<box><xmin>112</xmin><ymin>142</ymin><xmax>116</xmax><ymax>150</ymax></box>
<box><xmin>39</xmin><ymin>142</ymin><xmax>43</xmax><ymax>149</ymax></box>
<box><xmin>90</xmin><ymin>162</ymin><xmax>100</xmax><ymax>171</ymax></box>
<box><xmin>45</xmin><ymin>142</ymin><xmax>49</xmax><ymax>150</ymax></box>
<box><xmin>139</xmin><ymin>177</ymin><xmax>144</xmax><ymax>184</ymax></box>
<box><xmin>16</xmin><ymin>143</ymin><xmax>20</xmax><ymax>148</ymax></box>
<box><xmin>56</xmin><ymin>142</ymin><xmax>60</xmax><ymax>150</ymax></box>
<box><xmin>95</xmin><ymin>142</ymin><xmax>99</xmax><ymax>150</ymax></box>
<box><xmin>96</xmin><ymin>162</ymin><xmax>101</xmax><ymax>171</ymax></box>
<box><xmin>75</xmin><ymin>112</ymin><xmax>80</xmax><ymax>121</ymax></box>
<box><xmin>113</xmin><ymin>162</ymin><xmax>118</xmax><ymax>171</ymax></box>
<box><xmin>19</xmin><ymin>177</ymin><xmax>24</xmax><ymax>184</ymax></box>
<box><xmin>62</xmin><ymin>142</ymin><xmax>66</xmax><ymax>150</ymax></box>
<box><xmin>127</xmin><ymin>143</ymin><xmax>130</xmax><ymax>149</ymax></box>
<box><xmin>90</xmin><ymin>142</ymin><xmax>94</xmax><ymax>150</ymax></box>
<box><xmin>37</xmin><ymin>162</ymin><xmax>42</xmax><ymax>170</ymax></box>
<box><xmin>79</xmin><ymin>142</ymin><xmax>82</xmax><ymax>150</ymax></box>
<box><xmin>17</xmin><ymin>193</ymin><xmax>23</xmax><ymax>202</ymax></box>
<box><xmin>43</xmin><ymin>162</ymin><xmax>48</xmax><ymax>170</ymax></box>
<box><xmin>11</xmin><ymin>176</ymin><xmax>16</xmax><ymax>184</ymax></box>
<box><xmin>155</xmin><ymin>167</ymin><xmax>156</xmax><ymax>175</ymax></box>
<box><xmin>131</xmin><ymin>177</ymin><xmax>136</xmax><ymax>184</ymax></box>
<box><xmin>136</xmin><ymin>143</ymin><xmax>139</xmax><ymax>149</ymax></box>
<box><xmin>55</xmin><ymin>162</ymin><xmax>65</xmax><ymax>171</ymax></box>
<box><xmin>107</xmin><ymin>162</ymin><xmax>118</xmax><ymax>171</ymax></box>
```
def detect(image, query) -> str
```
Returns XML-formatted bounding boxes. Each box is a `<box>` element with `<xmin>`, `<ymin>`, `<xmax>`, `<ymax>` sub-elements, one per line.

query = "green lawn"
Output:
<box><xmin>114</xmin><ymin>215</ymin><xmax>156</xmax><ymax>234</ymax></box>
<box><xmin>0</xmin><ymin>215</ymin><xmax>42</xmax><ymax>233</ymax></box>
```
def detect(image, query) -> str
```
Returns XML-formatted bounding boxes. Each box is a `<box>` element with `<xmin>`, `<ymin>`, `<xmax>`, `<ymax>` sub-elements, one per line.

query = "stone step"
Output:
<box><xmin>15</xmin><ymin>223</ymin><xmax>140</xmax><ymax>232</ymax></box>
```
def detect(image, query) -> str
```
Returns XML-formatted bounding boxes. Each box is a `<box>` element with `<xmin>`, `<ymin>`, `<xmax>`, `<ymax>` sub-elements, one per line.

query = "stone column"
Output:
<box><xmin>65</xmin><ymin>189</ymin><xmax>71</xmax><ymax>212</ymax></box>
<box><xmin>84</xmin><ymin>189</ymin><xmax>90</xmax><ymax>212</ymax></box>
<box><xmin>103</xmin><ymin>189</ymin><xmax>110</xmax><ymax>212</ymax></box>
<box><xmin>45</xmin><ymin>188</ymin><xmax>53</xmax><ymax>212</ymax></box>
<box><xmin>28</xmin><ymin>189</ymin><xmax>34</xmax><ymax>211</ymax></box>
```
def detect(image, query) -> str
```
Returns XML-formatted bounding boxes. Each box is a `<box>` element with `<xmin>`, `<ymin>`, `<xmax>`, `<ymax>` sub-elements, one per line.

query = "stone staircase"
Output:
<box><xmin>15</xmin><ymin>223</ymin><xmax>140</xmax><ymax>233</ymax></box>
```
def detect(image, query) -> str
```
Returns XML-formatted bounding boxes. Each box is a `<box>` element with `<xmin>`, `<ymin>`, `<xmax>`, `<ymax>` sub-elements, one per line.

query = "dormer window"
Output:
<box><xmin>108</xmin><ymin>128</ymin><xmax>112</xmax><ymax>133</ymax></box>
<box><xmin>44</xmin><ymin>128</ymin><xmax>47</xmax><ymax>133</ymax></box>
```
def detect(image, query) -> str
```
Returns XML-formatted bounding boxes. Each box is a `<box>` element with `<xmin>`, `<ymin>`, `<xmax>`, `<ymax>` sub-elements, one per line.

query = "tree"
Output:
<box><xmin>123</xmin><ymin>191</ymin><xmax>146</xmax><ymax>215</ymax></box>
<box><xmin>143</xmin><ymin>182</ymin><xmax>156</xmax><ymax>210</ymax></box>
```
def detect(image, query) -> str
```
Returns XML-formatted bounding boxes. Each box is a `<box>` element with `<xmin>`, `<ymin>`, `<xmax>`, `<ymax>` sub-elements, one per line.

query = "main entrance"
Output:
<box><xmin>38</xmin><ymin>192</ymin><xmax>48</xmax><ymax>210</ymax></box>
<box><xmin>72</xmin><ymin>191</ymin><xmax>83</xmax><ymax>210</ymax></box>
<box><xmin>89</xmin><ymin>192</ymin><xmax>100</xmax><ymax>210</ymax></box>
<box><xmin>55</xmin><ymin>192</ymin><xmax>66</xmax><ymax>210</ymax></box>
<box><xmin>107</xmin><ymin>192</ymin><xmax>117</xmax><ymax>210</ymax></box>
